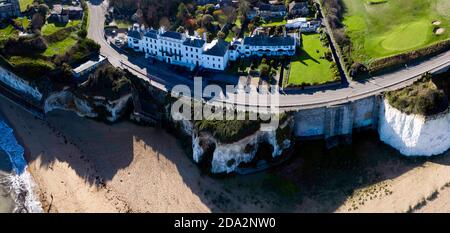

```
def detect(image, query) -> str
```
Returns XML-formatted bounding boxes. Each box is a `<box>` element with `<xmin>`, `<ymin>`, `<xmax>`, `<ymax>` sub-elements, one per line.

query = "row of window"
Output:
<box><xmin>144</xmin><ymin>38</ymin><xmax>201</xmax><ymax>53</ymax></box>
<box><xmin>243</xmin><ymin>45</ymin><xmax>293</xmax><ymax>50</ymax></box>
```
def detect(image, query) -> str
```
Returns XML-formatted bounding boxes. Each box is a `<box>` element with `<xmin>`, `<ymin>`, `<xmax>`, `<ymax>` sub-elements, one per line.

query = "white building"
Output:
<box><xmin>228</xmin><ymin>35</ymin><xmax>297</xmax><ymax>60</ymax></box>
<box><xmin>127</xmin><ymin>24</ymin><xmax>297</xmax><ymax>70</ymax></box>
<box><xmin>127</xmin><ymin>24</ymin><xmax>229</xmax><ymax>71</ymax></box>
<box><xmin>285</xmin><ymin>17</ymin><xmax>321</xmax><ymax>33</ymax></box>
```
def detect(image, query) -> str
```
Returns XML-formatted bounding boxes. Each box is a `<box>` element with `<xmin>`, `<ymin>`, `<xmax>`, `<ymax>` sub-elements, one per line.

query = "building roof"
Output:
<box><xmin>52</xmin><ymin>4</ymin><xmax>63</xmax><ymax>14</ymax></box>
<box><xmin>183</xmin><ymin>37</ymin><xmax>206</xmax><ymax>48</ymax></box>
<box><xmin>64</xmin><ymin>6</ymin><xmax>83</xmax><ymax>12</ymax></box>
<box><xmin>287</xmin><ymin>17</ymin><xmax>307</xmax><ymax>24</ymax></box>
<box><xmin>243</xmin><ymin>35</ymin><xmax>295</xmax><ymax>47</ymax></box>
<box><xmin>161</xmin><ymin>31</ymin><xmax>183</xmax><ymax>40</ymax></box>
<box><xmin>73</xmin><ymin>55</ymin><xmax>107</xmax><ymax>75</ymax></box>
<box><xmin>203</xmin><ymin>39</ymin><xmax>229</xmax><ymax>57</ymax></box>
<box><xmin>289</xmin><ymin>1</ymin><xmax>308</xmax><ymax>11</ymax></box>
<box><xmin>259</xmin><ymin>3</ymin><xmax>286</xmax><ymax>12</ymax></box>
<box><xmin>144</xmin><ymin>29</ymin><xmax>158</xmax><ymax>39</ymax></box>
<box><xmin>128</xmin><ymin>30</ymin><xmax>142</xmax><ymax>39</ymax></box>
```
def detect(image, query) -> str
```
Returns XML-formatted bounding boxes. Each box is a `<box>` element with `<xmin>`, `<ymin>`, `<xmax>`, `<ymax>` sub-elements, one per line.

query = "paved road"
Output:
<box><xmin>88</xmin><ymin>1</ymin><xmax>450</xmax><ymax>111</ymax></box>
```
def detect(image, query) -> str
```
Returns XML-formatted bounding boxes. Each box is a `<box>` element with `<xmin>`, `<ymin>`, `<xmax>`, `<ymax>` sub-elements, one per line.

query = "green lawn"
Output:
<box><xmin>261</xmin><ymin>19</ymin><xmax>286</xmax><ymax>27</ymax></box>
<box><xmin>288</xmin><ymin>34</ymin><xmax>335</xmax><ymax>86</ymax></box>
<box><xmin>41</xmin><ymin>20</ymin><xmax>81</xmax><ymax>36</ymax></box>
<box><xmin>19</xmin><ymin>0</ymin><xmax>34</xmax><ymax>12</ymax></box>
<box><xmin>225</xmin><ymin>31</ymin><xmax>234</xmax><ymax>42</ymax></box>
<box><xmin>0</xmin><ymin>25</ymin><xmax>15</xmax><ymax>41</ymax></box>
<box><xmin>43</xmin><ymin>36</ymin><xmax>78</xmax><ymax>57</ymax></box>
<box><xmin>0</xmin><ymin>18</ymin><xmax>30</xmax><ymax>41</ymax></box>
<box><xmin>342</xmin><ymin>0</ymin><xmax>450</xmax><ymax>64</ymax></box>
<box><xmin>113</xmin><ymin>20</ymin><xmax>132</xmax><ymax>29</ymax></box>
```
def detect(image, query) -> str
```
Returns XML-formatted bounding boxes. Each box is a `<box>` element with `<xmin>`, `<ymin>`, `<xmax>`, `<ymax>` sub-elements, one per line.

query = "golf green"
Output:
<box><xmin>341</xmin><ymin>0</ymin><xmax>450</xmax><ymax>63</ymax></box>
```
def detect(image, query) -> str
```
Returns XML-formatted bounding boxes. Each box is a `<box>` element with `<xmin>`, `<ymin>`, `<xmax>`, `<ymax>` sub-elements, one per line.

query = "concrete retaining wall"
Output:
<box><xmin>293</xmin><ymin>95</ymin><xmax>380</xmax><ymax>143</ymax></box>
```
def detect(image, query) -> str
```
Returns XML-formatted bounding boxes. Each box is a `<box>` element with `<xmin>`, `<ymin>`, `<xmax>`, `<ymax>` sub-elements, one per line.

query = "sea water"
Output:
<box><xmin>0</xmin><ymin>116</ymin><xmax>41</xmax><ymax>213</ymax></box>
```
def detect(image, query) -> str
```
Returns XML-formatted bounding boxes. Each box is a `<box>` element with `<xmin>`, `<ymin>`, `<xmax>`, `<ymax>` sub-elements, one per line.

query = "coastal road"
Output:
<box><xmin>87</xmin><ymin>1</ymin><xmax>450</xmax><ymax>111</ymax></box>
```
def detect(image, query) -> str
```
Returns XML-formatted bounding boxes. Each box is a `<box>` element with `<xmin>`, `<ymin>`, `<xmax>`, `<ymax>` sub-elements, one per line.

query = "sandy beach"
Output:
<box><xmin>1</xmin><ymin>95</ymin><xmax>450</xmax><ymax>213</ymax></box>
<box><xmin>0</xmin><ymin>96</ymin><xmax>280</xmax><ymax>213</ymax></box>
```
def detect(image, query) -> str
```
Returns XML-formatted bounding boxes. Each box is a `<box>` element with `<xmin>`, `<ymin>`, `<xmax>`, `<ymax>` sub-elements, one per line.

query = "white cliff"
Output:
<box><xmin>210</xmin><ymin>129</ymin><xmax>291</xmax><ymax>174</ymax></box>
<box><xmin>44</xmin><ymin>90</ymin><xmax>98</xmax><ymax>118</ymax></box>
<box><xmin>0</xmin><ymin>66</ymin><xmax>42</xmax><ymax>101</ymax></box>
<box><xmin>378</xmin><ymin>99</ymin><xmax>450</xmax><ymax>156</ymax></box>
<box><xmin>44</xmin><ymin>90</ymin><xmax>132</xmax><ymax>122</ymax></box>
<box><xmin>190</xmin><ymin>118</ymin><xmax>294</xmax><ymax>174</ymax></box>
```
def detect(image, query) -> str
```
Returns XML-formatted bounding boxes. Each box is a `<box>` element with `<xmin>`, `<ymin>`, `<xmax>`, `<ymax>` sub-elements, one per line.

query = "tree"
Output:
<box><xmin>37</xmin><ymin>4</ymin><xmax>49</xmax><ymax>17</ymax></box>
<box><xmin>159</xmin><ymin>17</ymin><xmax>171</xmax><ymax>29</ymax></box>
<box><xmin>30</xmin><ymin>13</ymin><xmax>45</xmax><ymax>31</ymax></box>
<box><xmin>217</xmin><ymin>31</ymin><xmax>226</xmax><ymax>39</ymax></box>
<box><xmin>201</xmin><ymin>14</ymin><xmax>214</xmax><ymax>28</ymax></box>
<box><xmin>238</xmin><ymin>0</ymin><xmax>250</xmax><ymax>18</ymax></box>
<box><xmin>259</xmin><ymin>64</ymin><xmax>270</xmax><ymax>77</ymax></box>
<box><xmin>223</xmin><ymin>6</ymin><xmax>237</xmax><ymax>24</ymax></box>
<box><xmin>176</xmin><ymin>3</ymin><xmax>189</xmax><ymax>22</ymax></box>
<box><xmin>232</xmin><ymin>26</ymin><xmax>241</xmax><ymax>36</ymax></box>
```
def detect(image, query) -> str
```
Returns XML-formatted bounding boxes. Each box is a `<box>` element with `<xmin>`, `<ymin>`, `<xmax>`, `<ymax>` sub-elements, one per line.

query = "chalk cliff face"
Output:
<box><xmin>190</xmin><ymin>118</ymin><xmax>294</xmax><ymax>174</ymax></box>
<box><xmin>0</xmin><ymin>66</ymin><xmax>43</xmax><ymax>101</ymax></box>
<box><xmin>378</xmin><ymin>99</ymin><xmax>450</xmax><ymax>156</ymax></box>
<box><xmin>44</xmin><ymin>90</ymin><xmax>132</xmax><ymax>122</ymax></box>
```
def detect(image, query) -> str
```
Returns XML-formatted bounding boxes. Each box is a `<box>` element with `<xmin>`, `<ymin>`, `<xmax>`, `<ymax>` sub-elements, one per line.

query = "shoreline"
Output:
<box><xmin>0</xmin><ymin>102</ymin><xmax>42</xmax><ymax>213</ymax></box>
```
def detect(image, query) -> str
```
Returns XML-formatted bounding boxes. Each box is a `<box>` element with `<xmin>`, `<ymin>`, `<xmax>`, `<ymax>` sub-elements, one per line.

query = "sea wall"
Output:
<box><xmin>293</xmin><ymin>95</ymin><xmax>380</xmax><ymax>140</ymax></box>
<box><xmin>378</xmin><ymin>99</ymin><xmax>450</xmax><ymax>156</ymax></box>
<box><xmin>0</xmin><ymin>66</ymin><xmax>43</xmax><ymax>101</ymax></box>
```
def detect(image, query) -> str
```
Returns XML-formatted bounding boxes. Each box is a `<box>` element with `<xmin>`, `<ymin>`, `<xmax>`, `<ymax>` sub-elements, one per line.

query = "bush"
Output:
<box><xmin>195</xmin><ymin>115</ymin><xmax>261</xmax><ymax>143</ymax></box>
<box><xmin>77</xmin><ymin>29</ymin><xmax>87</xmax><ymax>38</ymax></box>
<box><xmin>386</xmin><ymin>73</ymin><xmax>449</xmax><ymax>116</ymax></box>
<box><xmin>79</xmin><ymin>65</ymin><xmax>132</xmax><ymax>100</ymax></box>
<box><xmin>3</xmin><ymin>35</ymin><xmax>48</xmax><ymax>56</ymax></box>
<box><xmin>9</xmin><ymin>56</ymin><xmax>55</xmax><ymax>79</ymax></box>
<box><xmin>259</xmin><ymin>64</ymin><xmax>270</xmax><ymax>77</ymax></box>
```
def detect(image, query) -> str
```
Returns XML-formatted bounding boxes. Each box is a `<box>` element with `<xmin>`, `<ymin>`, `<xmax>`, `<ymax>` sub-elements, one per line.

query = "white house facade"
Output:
<box><xmin>127</xmin><ymin>24</ymin><xmax>229</xmax><ymax>71</ymax></box>
<box><xmin>127</xmin><ymin>24</ymin><xmax>297</xmax><ymax>70</ymax></box>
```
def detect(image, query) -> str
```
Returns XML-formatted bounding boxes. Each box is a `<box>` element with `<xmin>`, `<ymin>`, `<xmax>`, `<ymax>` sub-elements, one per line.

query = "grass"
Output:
<box><xmin>14</xmin><ymin>17</ymin><xmax>30</xmax><ymax>29</ymax></box>
<box><xmin>342</xmin><ymin>0</ymin><xmax>450</xmax><ymax>64</ymax></box>
<box><xmin>42</xmin><ymin>35</ymin><xmax>78</xmax><ymax>57</ymax></box>
<box><xmin>19</xmin><ymin>0</ymin><xmax>34</xmax><ymax>12</ymax></box>
<box><xmin>288</xmin><ymin>34</ymin><xmax>335</xmax><ymax>86</ymax></box>
<box><xmin>225</xmin><ymin>31</ymin><xmax>234</xmax><ymax>42</ymax></box>
<box><xmin>0</xmin><ymin>18</ymin><xmax>30</xmax><ymax>41</ymax></box>
<box><xmin>113</xmin><ymin>20</ymin><xmax>132</xmax><ymax>29</ymax></box>
<box><xmin>41</xmin><ymin>20</ymin><xmax>81</xmax><ymax>36</ymax></box>
<box><xmin>261</xmin><ymin>18</ymin><xmax>286</xmax><ymax>27</ymax></box>
<box><xmin>0</xmin><ymin>25</ymin><xmax>16</xmax><ymax>41</ymax></box>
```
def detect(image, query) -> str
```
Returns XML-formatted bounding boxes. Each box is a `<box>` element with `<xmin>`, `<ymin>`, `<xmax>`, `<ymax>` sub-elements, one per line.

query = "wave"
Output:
<box><xmin>0</xmin><ymin>118</ymin><xmax>42</xmax><ymax>213</ymax></box>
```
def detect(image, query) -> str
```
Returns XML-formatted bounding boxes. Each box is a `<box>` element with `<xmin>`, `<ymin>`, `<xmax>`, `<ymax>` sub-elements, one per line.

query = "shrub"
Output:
<box><xmin>3</xmin><ymin>35</ymin><xmax>47</xmax><ymax>56</ymax></box>
<box><xmin>386</xmin><ymin>73</ymin><xmax>449</xmax><ymax>116</ymax></box>
<box><xmin>195</xmin><ymin>115</ymin><xmax>261</xmax><ymax>143</ymax></box>
<box><xmin>79</xmin><ymin>65</ymin><xmax>132</xmax><ymax>100</ymax></box>
<box><xmin>9</xmin><ymin>56</ymin><xmax>55</xmax><ymax>79</ymax></box>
